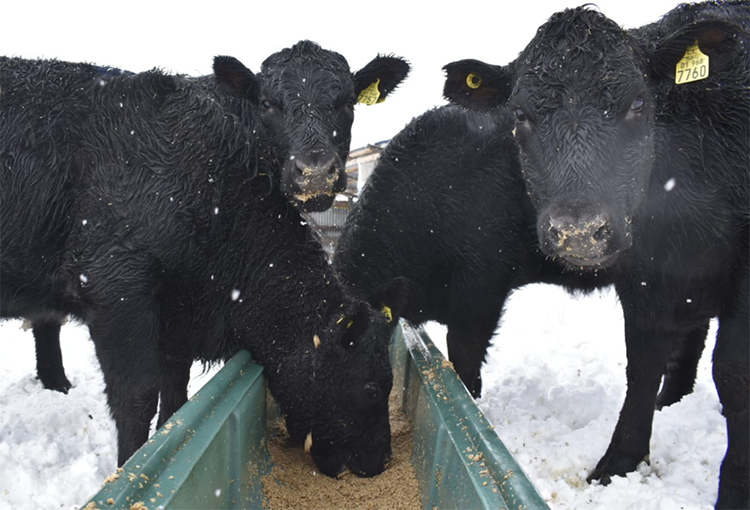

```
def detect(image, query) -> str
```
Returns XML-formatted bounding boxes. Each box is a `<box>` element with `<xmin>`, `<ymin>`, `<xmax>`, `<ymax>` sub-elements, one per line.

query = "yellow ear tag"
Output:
<box><xmin>381</xmin><ymin>305</ymin><xmax>393</xmax><ymax>323</ymax></box>
<box><xmin>346</xmin><ymin>320</ymin><xmax>354</xmax><ymax>329</ymax></box>
<box><xmin>466</xmin><ymin>73</ymin><xmax>482</xmax><ymax>89</ymax></box>
<box><xmin>358</xmin><ymin>78</ymin><xmax>381</xmax><ymax>105</ymax></box>
<box><xmin>675</xmin><ymin>40</ymin><xmax>709</xmax><ymax>85</ymax></box>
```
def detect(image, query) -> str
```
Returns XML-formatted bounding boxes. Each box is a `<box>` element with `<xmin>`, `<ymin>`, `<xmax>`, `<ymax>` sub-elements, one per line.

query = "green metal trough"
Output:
<box><xmin>82</xmin><ymin>322</ymin><xmax>549</xmax><ymax>510</ymax></box>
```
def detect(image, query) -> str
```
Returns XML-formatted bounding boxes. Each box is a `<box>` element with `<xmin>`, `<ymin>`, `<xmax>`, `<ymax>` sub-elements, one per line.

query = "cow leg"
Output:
<box><xmin>712</xmin><ymin>271</ymin><xmax>749</xmax><ymax>510</ymax></box>
<box><xmin>445</xmin><ymin>272</ymin><xmax>509</xmax><ymax>399</ymax></box>
<box><xmin>656</xmin><ymin>320</ymin><xmax>708</xmax><ymax>410</ymax></box>
<box><xmin>88</xmin><ymin>299</ymin><xmax>161</xmax><ymax>467</ymax></box>
<box><xmin>97</xmin><ymin>350</ymin><xmax>160</xmax><ymax>467</ymax></box>
<box><xmin>446</xmin><ymin>318</ymin><xmax>497</xmax><ymax>398</ymax></box>
<box><xmin>96</xmin><ymin>339</ymin><xmax>160</xmax><ymax>466</ymax></box>
<box><xmin>588</xmin><ymin>316</ymin><xmax>666</xmax><ymax>484</ymax></box>
<box><xmin>33</xmin><ymin>317</ymin><xmax>72</xmax><ymax>393</ymax></box>
<box><xmin>157</xmin><ymin>360</ymin><xmax>191</xmax><ymax>429</ymax></box>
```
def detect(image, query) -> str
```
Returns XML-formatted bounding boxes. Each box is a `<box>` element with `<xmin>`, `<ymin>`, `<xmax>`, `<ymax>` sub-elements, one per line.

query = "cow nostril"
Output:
<box><xmin>592</xmin><ymin>221</ymin><xmax>610</xmax><ymax>243</ymax></box>
<box><xmin>294</xmin><ymin>160</ymin><xmax>305</xmax><ymax>176</ymax></box>
<box><xmin>327</xmin><ymin>165</ymin><xmax>337</xmax><ymax>176</ymax></box>
<box><xmin>547</xmin><ymin>220</ymin><xmax>564</xmax><ymax>244</ymax></box>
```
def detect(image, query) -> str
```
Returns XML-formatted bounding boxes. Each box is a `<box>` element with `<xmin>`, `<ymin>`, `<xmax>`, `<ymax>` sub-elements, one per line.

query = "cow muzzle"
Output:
<box><xmin>540</xmin><ymin>209</ymin><xmax>631</xmax><ymax>268</ymax></box>
<box><xmin>284</xmin><ymin>153</ymin><xmax>345</xmax><ymax>212</ymax></box>
<box><xmin>310</xmin><ymin>442</ymin><xmax>391</xmax><ymax>478</ymax></box>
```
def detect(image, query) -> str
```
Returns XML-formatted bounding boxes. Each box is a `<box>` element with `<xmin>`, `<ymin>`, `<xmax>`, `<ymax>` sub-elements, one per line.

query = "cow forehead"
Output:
<box><xmin>261</xmin><ymin>41</ymin><xmax>351</xmax><ymax>82</ymax></box>
<box><xmin>514</xmin><ymin>8</ymin><xmax>643</xmax><ymax>110</ymax></box>
<box><xmin>260</xmin><ymin>51</ymin><xmax>354</xmax><ymax>106</ymax></box>
<box><xmin>268</xmin><ymin>66</ymin><xmax>353</xmax><ymax>99</ymax></box>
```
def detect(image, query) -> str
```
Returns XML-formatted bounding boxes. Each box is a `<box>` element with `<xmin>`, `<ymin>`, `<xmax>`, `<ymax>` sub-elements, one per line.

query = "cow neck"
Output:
<box><xmin>217</xmin><ymin>184</ymin><xmax>343</xmax><ymax>358</ymax></box>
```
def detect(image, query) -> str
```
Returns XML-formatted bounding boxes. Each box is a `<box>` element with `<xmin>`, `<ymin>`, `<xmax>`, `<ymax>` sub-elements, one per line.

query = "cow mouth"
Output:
<box><xmin>291</xmin><ymin>191</ymin><xmax>336</xmax><ymax>213</ymax></box>
<box><xmin>293</xmin><ymin>190</ymin><xmax>335</xmax><ymax>202</ymax></box>
<box><xmin>311</xmin><ymin>448</ymin><xmax>389</xmax><ymax>478</ymax></box>
<box><xmin>557</xmin><ymin>252</ymin><xmax>616</xmax><ymax>269</ymax></box>
<box><xmin>346</xmin><ymin>449</ymin><xmax>391</xmax><ymax>478</ymax></box>
<box><xmin>309</xmin><ymin>429</ymin><xmax>391</xmax><ymax>478</ymax></box>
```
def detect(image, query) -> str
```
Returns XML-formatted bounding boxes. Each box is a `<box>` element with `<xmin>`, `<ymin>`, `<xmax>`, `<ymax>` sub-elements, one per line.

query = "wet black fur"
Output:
<box><xmin>344</xmin><ymin>2</ymin><xmax>747</xmax><ymax>508</ymax></box>
<box><xmin>443</xmin><ymin>3</ymin><xmax>749</xmax><ymax>508</ymax></box>
<box><xmin>335</xmin><ymin>106</ymin><xmax>541</xmax><ymax>399</ymax></box>
<box><xmin>0</xmin><ymin>44</ymin><xmax>408</xmax><ymax>477</ymax></box>
<box><xmin>229</xmin><ymin>41</ymin><xmax>409</xmax><ymax>213</ymax></box>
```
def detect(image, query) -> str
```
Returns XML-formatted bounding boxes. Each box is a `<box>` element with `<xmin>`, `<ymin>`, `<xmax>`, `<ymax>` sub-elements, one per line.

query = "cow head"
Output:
<box><xmin>214</xmin><ymin>41</ymin><xmax>409</xmax><ymax>212</ymax></box>
<box><xmin>443</xmin><ymin>6</ymin><xmax>744</xmax><ymax>270</ymax></box>
<box><xmin>280</xmin><ymin>278</ymin><xmax>408</xmax><ymax>478</ymax></box>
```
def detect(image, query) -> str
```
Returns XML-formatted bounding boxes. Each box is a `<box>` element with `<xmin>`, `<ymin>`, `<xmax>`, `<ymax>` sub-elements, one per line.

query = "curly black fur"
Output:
<box><xmin>0</xmin><ymin>43</ymin><xmax>409</xmax><ymax>476</ymax></box>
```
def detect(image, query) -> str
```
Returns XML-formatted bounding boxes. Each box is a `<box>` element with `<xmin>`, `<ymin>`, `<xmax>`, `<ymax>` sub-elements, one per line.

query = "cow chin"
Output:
<box><xmin>557</xmin><ymin>252</ymin><xmax>617</xmax><ymax>270</ymax></box>
<box><xmin>311</xmin><ymin>448</ymin><xmax>348</xmax><ymax>478</ymax></box>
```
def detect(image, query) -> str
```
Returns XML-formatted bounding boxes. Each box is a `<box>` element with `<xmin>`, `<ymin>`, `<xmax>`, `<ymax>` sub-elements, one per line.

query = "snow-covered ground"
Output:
<box><xmin>427</xmin><ymin>284</ymin><xmax>723</xmax><ymax>510</ymax></box>
<box><xmin>0</xmin><ymin>320</ymin><xmax>219</xmax><ymax>509</ymax></box>
<box><xmin>0</xmin><ymin>284</ymin><xmax>724</xmax><ymax>509</ymax></box>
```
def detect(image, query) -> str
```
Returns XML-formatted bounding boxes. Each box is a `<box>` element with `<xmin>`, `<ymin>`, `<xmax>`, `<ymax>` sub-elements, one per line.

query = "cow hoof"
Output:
<box><xmin>588</xmin><ymin>452</ymin><xmax>649</xmax><ymax>485</ymax></box>
<box><xmin>39</xmin><ymin>376</ymin><xmax>72</xmax><ymax>394</ymax></box>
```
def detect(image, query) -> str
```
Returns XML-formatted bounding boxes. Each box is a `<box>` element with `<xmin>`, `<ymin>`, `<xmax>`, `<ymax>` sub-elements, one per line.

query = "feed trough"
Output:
<box><xmin>82</xmin><ymin>322</ymin><xmax>548</xmax><ymax>510</ymax></box>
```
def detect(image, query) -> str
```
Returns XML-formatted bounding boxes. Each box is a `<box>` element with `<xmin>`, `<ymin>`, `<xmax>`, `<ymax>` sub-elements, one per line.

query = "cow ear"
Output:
<box><xmin>377</xmin><ymin>277</ymin><xmax>409</xmax><ymax>326</ymax></box>
<box><xmin>213</xmin><ymin>55</ymin><xmax>260</xmax><ymax>105</ymax></box>
<box><xmin>646</xmin><ymin>20</ymin><xmax>745</xmax><ymax>82</ymax></box>
<box><xmin>443</xmin><ymin>59</ymin><xmax>513</xmax><ymax>110</ymax></box>
<box><xmin>339</xmin><ymin>302</ymin><xmax>371</xmax><ymax>350</ymax></box>
<box><xmin>353</xmin><ymin>55</ymin><xmax>410</xmax><ymax>105</ymax></box>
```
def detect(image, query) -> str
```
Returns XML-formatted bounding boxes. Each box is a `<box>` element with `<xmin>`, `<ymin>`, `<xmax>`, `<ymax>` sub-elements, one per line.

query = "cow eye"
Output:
<box><xmin>364</xmin><ymin>382</ymin><xmax>381</xmax><ymax>402</ymax></box>
<box><xmin>630</xmin><ymin>96</ymin><xmax>644</xmax><ymax>114</ymax></box>
<box><xmin>513</xmin><ymin>108</ymin><xmax>528</xmax><ymax>123</ymax></box>
<box><xmin>261</xmin><ymin>99</ymin><xmax>272</xmax><ymax>110</ymax></box>
<box><xmin>336</xmin><ymin>96</ymin><xmax>356</xmax><ymax>110</ymax></box>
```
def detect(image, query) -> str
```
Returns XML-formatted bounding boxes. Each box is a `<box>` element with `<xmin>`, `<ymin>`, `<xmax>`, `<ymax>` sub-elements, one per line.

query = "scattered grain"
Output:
<box><xmin>262</xmin><ymin>389</ymin><xmax>421</xmax><ymax>509</ymax></box>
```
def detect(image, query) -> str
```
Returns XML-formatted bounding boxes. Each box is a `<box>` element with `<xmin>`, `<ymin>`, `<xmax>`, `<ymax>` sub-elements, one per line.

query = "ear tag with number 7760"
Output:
<box><xmin>675</xmin><ymin>41</ymin><xmax>709</xmax><ymax>85</ymax></box>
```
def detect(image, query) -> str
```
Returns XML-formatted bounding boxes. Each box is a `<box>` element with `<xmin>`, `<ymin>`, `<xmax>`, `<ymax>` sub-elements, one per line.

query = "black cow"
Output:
<box><xmin>0</xmin><ymin>42</ymin><xmax>409</xmax><ymax>476</ymax></box>
<box><xmin>335</xmin><ymin>105</ymin><xmax>539</xmax><ymax>400</ymax></box>
<box><xmin>335</xmin><ymin>104</ymin><xmax>701</xmax><ymax>406</ymax></box>
<box><xmin>2</xmin><ymin>41</ymin><xmax>408</xmax><ymax>394</ymax></box>
<box><xmin>248</xmin><ymin>41</ymin><xmax>408</xmax><ymax>213</ymax></box>
<box><xmin>442</xmin><ymin>2</ymin><xmax>748</xmax><ymax>508</ymax></box>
